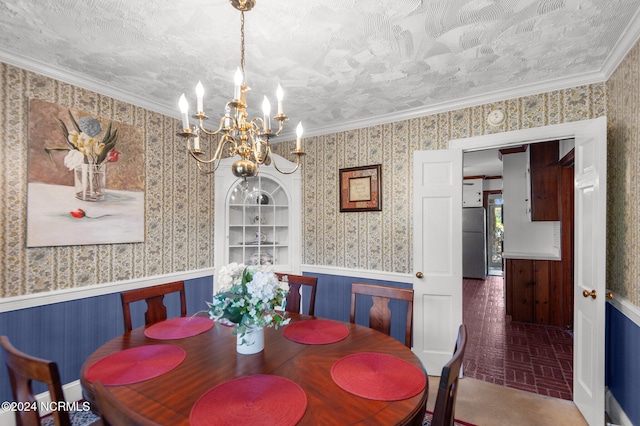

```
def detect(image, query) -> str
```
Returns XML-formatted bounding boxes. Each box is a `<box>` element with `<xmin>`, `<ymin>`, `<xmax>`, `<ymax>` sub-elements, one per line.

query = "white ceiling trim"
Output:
<box><xmin>3</xmin><ymin>4</ymin><xmax>640</xmax><ymax>142</ymax></box>
<box><xmin>301</xmin><ymin>71</ymin><xmax>608</xmax><ymax>139</ymax></box>
<box><xmin>0</xmin><ymin>48</ymin><xmax>175</xmax><ymax>119</ymax></box>
<box><xmin>599</xmin><ymin>4</ymin><xmax>640</xmax><ymax>81</ymax></box>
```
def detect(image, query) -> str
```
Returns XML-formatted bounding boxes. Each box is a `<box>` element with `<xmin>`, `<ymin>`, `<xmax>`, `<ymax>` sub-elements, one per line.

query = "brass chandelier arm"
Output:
<box><xmin>195</xmin><ymin>160</ymin><xmax>219</xmax><ymax>174</ymax></box>
<box><xmin>188</xmin><ymin>133</ymin><xmax>237</xmax><ymax>165</ymax></box>
<box><xmin>269</xmin><ymin>149</ymin><xmax>305</xmax><ymax>175</ymax></box>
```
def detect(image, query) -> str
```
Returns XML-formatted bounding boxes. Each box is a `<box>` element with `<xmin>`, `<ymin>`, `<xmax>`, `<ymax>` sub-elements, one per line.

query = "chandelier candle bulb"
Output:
<box><xmin>276</xmin><ymin>84</ymin><xmax>284</xmax><ymax>115</ymax></box>
<box><xmin>262</xmin><ymin>96</ymin><xmax>271</xmax><ymax>131</ymax></box>
<box><xmin>296</xmin><ymin>122</ymin><xmax>303</xmax><ymax>151</ymax></box>
<box><xmin>196</xmin><ymin>81</ymin><xmax>204</xmax><ymax>113</ymax></box>
<box><xmin>193</xmin><ymin>134</ymin><xmax>200</xmax><ymax>150</ymax></box>
<box><xmin>234</xmin><ymin>68</ymin><xmax>243</xmax><ymax>100</ymax></box>
<box><xmin>179</xmin><ymin>94</ymin><xmax>190</xmax><ymax>131</ymax></box>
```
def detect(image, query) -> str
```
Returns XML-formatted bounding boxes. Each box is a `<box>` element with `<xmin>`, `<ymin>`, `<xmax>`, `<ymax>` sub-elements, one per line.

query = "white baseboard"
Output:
<box><xmin>0</xmin><ymin>268</ymin><xmax>215</xmax><ymax>313</ymax></box>
<box><xmin>606</xmin><ymin>387</ymin><xmax>632</xmax><ymax>426</ymax></box>
<box><xmin>0</xmin><ymin>380</ymin><xmax>83</xmax><ymax>426</ymax></box>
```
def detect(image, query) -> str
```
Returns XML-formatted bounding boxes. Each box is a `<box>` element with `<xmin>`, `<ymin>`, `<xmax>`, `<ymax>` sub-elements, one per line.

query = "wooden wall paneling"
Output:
<box><xmin>0</xmin><ymin>276</ymin><xmax>213</xmax><ymax>403</ymax></box>
<box><xmin>506</xmin><ymin>259</ymin><xmax>535</xmax><ymax>323</ymax></box>
<box><xmin>534</xmin><ymin>260</ymin><xmax>551</xmax><ymax>325</ymax></box>
<box><xmin>529</xmin><ymin>141</ymin><xmax>560</xmax><ymax>221</ymax></box>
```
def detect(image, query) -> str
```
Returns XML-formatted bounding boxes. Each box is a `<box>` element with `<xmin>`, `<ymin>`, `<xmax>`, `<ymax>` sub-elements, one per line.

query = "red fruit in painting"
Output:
<box><xmin>106</xmin><ymin>149</ymin><xmax>120</xmax><ymax>162</ymax></box>
<box><xmin>70</xmin><ymin>209</ymin><xmax>86</xmax><ymax>218</ymax></box>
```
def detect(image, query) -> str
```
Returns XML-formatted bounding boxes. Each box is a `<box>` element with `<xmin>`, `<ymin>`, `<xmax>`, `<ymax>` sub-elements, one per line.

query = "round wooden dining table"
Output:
<box><xmin>80</xmin><ymin>313</ymin><xmax>428</xmax><ymax>425</ymax></box>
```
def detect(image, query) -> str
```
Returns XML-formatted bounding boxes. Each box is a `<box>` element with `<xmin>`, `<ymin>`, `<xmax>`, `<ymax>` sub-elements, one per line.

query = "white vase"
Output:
<box><xmin>236</xmin><ymin>326</ymin><xmax>264</xmax><ymax>354</ymax></box>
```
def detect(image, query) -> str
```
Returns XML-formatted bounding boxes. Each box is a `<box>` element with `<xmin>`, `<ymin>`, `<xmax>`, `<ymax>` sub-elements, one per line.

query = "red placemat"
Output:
<box><xmin>190</xmin><ymin>375</ymin><xmax>307</xmax><ymax>426</ymax></box>
<box><xmin>331</xmin><ymin>352</ymin><xmax>426</xmax><ymax>401</ymax></box>
<box><xmin>85</xmin><ymin>345</ymin><xmax>186</xmax><ymax>386</ymax></box>
<box><xmin>284</xmin><ymin>319</ymin><xmax>350</xmax><ymax>345</ymax></box>
<box><xmin>144</xmin><ymin>316</ymin><xmax>214</xmax><ymax>340</ymax></box>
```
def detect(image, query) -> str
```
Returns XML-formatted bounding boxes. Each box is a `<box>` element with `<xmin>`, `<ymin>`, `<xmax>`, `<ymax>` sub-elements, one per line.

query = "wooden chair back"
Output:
<box><xmin>93</xmin><ymin>381</ymin><xmax>160</xmax><ymax>426</ymax></box>
<box><xmin>350</xmin><ymin>283</ymin><xmax>414</xmax><ymax>348</ymax></box>
<box><xmin>120</xmin><ymin>281</ymin><xmax>187</xmax><ymax>333</ymax></box>
<box><xmin>431</xmin><ymin>324</ymin><xmax>468</xmax><ymax>426</ymax></box>
<box><xmin>0</xmin><ymin>335</ymin><xmax>71</xmax><ymax>426</ymax></box>
<box><xmin>275</xmin><ymin>273</ymin><xmax>318</xmax><ymax>316</ymax></box>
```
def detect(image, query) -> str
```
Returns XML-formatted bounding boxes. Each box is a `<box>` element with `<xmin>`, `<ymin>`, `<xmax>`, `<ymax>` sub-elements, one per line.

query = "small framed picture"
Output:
<box><xmin>339</xmin><ymin>164</ymin><xmax>382</xmax><ymax>212</ymax></box>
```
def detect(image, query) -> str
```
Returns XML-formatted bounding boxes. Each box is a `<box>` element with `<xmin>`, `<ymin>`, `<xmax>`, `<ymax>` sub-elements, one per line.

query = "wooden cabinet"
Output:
<box><xmin>504</xmin><ymin>258</ymin><xmax>565</xmax><ymax>326</ymax></box>
<box><xmin>529</xmin><ymin>141</ymin><xmax>560</xmax><ymax>221</ymax></box>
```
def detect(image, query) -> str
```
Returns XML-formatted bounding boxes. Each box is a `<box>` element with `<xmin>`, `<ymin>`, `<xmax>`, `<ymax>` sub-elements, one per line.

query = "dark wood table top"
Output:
<box><xmin>80</xmin><ymin>314</ymin><xmax>428</xmax><ymax>425</ymax></box>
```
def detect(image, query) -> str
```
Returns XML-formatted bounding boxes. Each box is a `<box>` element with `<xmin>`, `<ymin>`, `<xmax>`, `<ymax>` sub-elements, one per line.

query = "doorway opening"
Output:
<box><xmin>487</xmin><ymin>193</ymin><xmax>503</xmax><ymax>276</ymax></box>
<box><xmin>460</xmin><ymin>143</ymin><xmax>574</xmax><ymax>400</ymax></box>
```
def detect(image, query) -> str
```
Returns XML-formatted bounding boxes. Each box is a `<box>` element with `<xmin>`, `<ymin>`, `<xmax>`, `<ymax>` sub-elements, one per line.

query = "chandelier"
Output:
<box><xmin>176</xmin><ymin>0</ymin><xmax>305</xmax><ymax>177</ymax></box>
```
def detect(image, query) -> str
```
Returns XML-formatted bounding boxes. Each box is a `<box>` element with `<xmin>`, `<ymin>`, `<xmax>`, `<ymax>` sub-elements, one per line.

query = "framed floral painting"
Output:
<box><xmin>26</xmin><ymin>99</ymin><xmax>145</xmax><ymax>247</ymax></box>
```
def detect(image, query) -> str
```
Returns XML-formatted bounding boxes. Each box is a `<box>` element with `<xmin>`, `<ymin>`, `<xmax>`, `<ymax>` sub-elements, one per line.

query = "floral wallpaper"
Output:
<box><xmin>606</xmin><ymin>39</ymin><xmax>640</xmax><ymax>307</ymax></box>
<box><xmin>273</xmin><ymin>82</ymin><xmax>608</xmax><ymax>277</ymax></box>
<box><xmin>3</xmin><ymin>48</ymin><xmax>639</xmax><ymax>308</ymax></box>
<box><xmin>0</xmin><ymin>62</ymin><xmax>214</xmax><ymax>297</ymax></box>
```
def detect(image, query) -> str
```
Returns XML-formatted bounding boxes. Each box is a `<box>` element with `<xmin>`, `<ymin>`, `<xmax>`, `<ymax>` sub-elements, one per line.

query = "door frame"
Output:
<box><xmin>449</xmin><ymin>117</ymin><xmax>606</xmax><ymax>425</ymax></box>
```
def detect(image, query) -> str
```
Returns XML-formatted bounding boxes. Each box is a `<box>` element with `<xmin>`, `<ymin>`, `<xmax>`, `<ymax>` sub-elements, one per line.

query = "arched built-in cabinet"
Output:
<box><xmin>214</xmin><ymin>154</ymin><xmax>301</xmax><ymax>284</ymax></box>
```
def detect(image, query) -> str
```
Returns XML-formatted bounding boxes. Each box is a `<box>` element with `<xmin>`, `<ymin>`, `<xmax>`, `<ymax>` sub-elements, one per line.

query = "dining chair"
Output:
<box><xmin>430</xmin><ymin>324</ymin><xmax>468</xmax><ymax>426</ymax></box>
<box><xmin>0</xmin><ymin>335</ymin><xmax>75</xmax><ymax>426</ymax></box>
<box><xmin>350</xmin><ymin>283</ymin><xmax>414</xmax><ymax>348</ymax></box>
<box><xmin>275</xmin><ymin>273</ymin><xmax>318</xmax><ymax>316</ymax></box>
<box><xmin>120</xmin><ymin>281</ymin><xmax>187</xmax><ymax>333</ymax></box>
<box><xmin>93</xmin><ymin>381</ymin><xmax>160</xmax><ymax>426</ymax></box>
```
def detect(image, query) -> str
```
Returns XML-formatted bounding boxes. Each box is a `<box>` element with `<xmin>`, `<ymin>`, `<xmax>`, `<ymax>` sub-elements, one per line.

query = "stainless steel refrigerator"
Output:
<box><xmin>463</xmin><ymin>207</ymin><xmax>487</xmax><ymax>279</ymax></box>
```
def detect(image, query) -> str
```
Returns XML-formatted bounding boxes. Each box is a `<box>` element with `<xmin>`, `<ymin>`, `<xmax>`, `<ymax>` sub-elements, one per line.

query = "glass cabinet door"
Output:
<box><xmin>227</xmin><ymin>175</ymin><xmax>289</xmax><ymax>267</ymax></box>
<box><xmin>214</xmin><ymin>154</ymin><xmax>301</xmax><ymax>278</ymax></box>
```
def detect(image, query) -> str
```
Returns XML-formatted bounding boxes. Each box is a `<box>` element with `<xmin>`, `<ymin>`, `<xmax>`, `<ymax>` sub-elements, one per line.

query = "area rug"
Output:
<box><xmin>41</xmin><ymin>408</ymin><xmax>99</xmax><ymax>426</ymax></box>
<box><xmin>423</xmin><ymin>410</ymin><xmax>477</xmax><ymax>426</ymax></box>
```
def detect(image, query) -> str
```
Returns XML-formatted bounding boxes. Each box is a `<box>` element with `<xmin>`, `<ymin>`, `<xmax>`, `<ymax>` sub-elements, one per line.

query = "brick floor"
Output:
<box><xmin>463</xmin><ymin>276</ymin><xmax>574</xmax><ymax>400</ymax></box>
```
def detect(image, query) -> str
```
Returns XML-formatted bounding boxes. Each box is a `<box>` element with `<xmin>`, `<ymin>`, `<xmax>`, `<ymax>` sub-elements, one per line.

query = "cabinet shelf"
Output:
<box><xmin>214</xmin><ymin>155</ymin><xmax>301</xmax><ymax>276</ymax></box>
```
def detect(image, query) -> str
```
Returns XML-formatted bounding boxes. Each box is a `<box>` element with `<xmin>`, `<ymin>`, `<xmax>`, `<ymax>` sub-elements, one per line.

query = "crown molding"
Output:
<box><xmin>0</xmin><ymin>48</ymin><xmax>181</xmax><ymax>121</ymax></box>
<box><xmin>4</xmin><ymin>4</ymin><xmax>640</xmax><ymax>143</ymax></box>
<box><xmin>600</xmin><ymin>4</ymin><xmax>640</xmax><ymax>80</ymax></box>
<box><xmin>298</xmin><ymin>70</ymin><xmax>608</xmax><ymax>139</ymax></box>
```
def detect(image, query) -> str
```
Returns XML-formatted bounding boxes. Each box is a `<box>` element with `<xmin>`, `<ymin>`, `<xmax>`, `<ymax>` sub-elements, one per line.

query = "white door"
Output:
<box><xmin>573</xmin><ymin>117</ymin><xmax>607</xmax><ymax>426</ymax></box>
<box><xmin>412</xmin><ymin>149</ymin><xmax>463</xmax><ymax>375</ymax></box>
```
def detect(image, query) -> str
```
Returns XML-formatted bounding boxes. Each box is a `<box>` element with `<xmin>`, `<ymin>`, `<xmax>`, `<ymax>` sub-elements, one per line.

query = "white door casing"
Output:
<box><xmin>412</xmin><ymin>149</ymin><xmax>464</xmax><ymax>375</ymax></box>
<box><xmin>573</xmin><ymin>118</ymin><xmax>607</xmax><ymax>426</ymax></box>
<box><xmin>445</xmin><ymin>116</ymin><xmax>607</xmax><ymax>426</ymax></box>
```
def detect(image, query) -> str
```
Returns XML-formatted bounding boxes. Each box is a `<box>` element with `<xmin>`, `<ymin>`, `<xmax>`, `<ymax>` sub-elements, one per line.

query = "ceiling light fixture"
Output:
<box><xmin>176</xmin><ymin>0</ymin><xmax>305</xmax><ymax>177</ymax></box>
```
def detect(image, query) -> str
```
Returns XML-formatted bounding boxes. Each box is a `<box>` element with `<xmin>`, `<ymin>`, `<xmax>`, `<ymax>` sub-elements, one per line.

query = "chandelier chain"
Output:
<box><xmin>240</xmin><ymin>11</ymin><xmax>245</xmax><ymax>77</ymax></box>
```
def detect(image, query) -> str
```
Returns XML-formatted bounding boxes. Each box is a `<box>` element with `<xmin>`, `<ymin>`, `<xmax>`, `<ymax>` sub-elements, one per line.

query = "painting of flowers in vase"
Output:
<box><xmin>26</xmin><ymin>98</ymin><xmax>145</xmax><ymax>247</ymax></box>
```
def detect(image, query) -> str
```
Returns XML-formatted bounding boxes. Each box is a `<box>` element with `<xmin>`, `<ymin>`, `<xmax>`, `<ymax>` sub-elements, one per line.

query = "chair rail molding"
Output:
<box><xmin>301</xmin><ymin>264</ymin><xmax>412</xmax><ymax>283</ymax></box>
<box><xmin>0</xmin><ymin>268</ymin><xmax>215</xmax><ymax>313</ymax></box>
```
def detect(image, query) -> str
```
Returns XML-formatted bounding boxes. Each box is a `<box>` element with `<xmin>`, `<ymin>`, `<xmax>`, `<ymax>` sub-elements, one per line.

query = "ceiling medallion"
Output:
<box><xmin>176</xmin><ymin>0</ymin><xmax>305</xmax><ymax>178</ymax></box>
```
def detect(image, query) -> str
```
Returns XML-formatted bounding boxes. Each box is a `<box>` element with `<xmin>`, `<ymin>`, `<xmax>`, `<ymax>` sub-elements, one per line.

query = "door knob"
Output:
<box><xmin>415</xmin><ymin>272</ymin><xmax>424</xmax><ymax>279</ymax></box>
<box><xmin>606</xmin><ymin>291</ymin><xmax>614</xmax><ymax>300</ymax></box>
<box><xmin>582</xmin><ymin>289</ymin><xmax>597</xmax><ymax>299</ymax></box>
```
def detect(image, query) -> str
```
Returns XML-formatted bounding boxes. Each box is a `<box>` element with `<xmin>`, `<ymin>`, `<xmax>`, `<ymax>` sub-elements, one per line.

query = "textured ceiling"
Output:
<box><xmin>1</xmin><ymin>0</ymin><xmax>640</xmax><ymax>139</ymax></box>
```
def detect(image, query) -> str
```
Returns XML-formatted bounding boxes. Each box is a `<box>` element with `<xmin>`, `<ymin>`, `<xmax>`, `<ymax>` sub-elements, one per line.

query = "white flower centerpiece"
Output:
<box><xmin>207</xmin><ymin>263</ymin><xmax>290</xmax><ymax>354</ymax></box>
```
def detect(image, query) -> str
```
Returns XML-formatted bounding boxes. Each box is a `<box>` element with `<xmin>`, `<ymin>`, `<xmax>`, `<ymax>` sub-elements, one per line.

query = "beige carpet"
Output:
<box><xmin>427</xmin><ymin>376</ymin><xmax>588</xmax><ymax>426</ymax></box>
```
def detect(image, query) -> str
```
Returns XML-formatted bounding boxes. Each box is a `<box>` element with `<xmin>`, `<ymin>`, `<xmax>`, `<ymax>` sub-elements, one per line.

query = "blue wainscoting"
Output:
<box><xmin>304</xmin><ymin>272</ymin><xmax>412</xmax><ymax>345</ymax></box>
<box><xmin>606</xmin><ymin>302</ymin><xmax>640</xmax><ymax>425</ymax></box>
<box><xmin>0</xmin><ymin>276</ymin><xmax>213</xmax><ymax>403</ymax></box>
